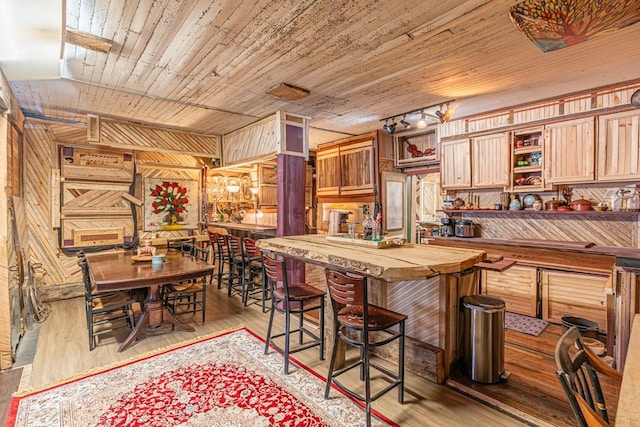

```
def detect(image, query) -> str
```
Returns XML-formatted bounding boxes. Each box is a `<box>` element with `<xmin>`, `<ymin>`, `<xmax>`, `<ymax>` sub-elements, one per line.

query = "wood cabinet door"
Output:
<box><xmin>340</xmin><ymin>140</ymin><xmax>374</xmax><ymax>195</ymax></box>
<box><xmin>544</xmin><ymin>117</ymin><xmax>596</xmax><ymax>183</ymax></box>
<box><xmin>598</xmin><ymin>110</ymin><xmax>640</xmax><ymax>182</ymax></box>
<box><xmin>541</xmin><ymin>269</ymin><xmax>608</xmax><ymax>332</ymax></box>
<box><xmin>471</xmin><ymin>133</ymin><xmax>510</xmax><ymax>188</ymax></box>
<box><xmin>441</xmin><ymin>138</ymin><xmax>471</xmax><ymax>189</ymax></box>
<box><xmin>482</xmin><ymin>265</ymin><xmax>537</xmax><ymax>317</ymax></box>
<box><xmin>316</xmin><ymin>146</ymin><xmax>340</xmax><ymax>196</ymax></box>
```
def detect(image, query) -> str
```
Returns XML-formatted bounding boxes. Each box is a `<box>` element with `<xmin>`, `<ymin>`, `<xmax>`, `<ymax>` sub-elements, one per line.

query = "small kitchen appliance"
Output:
<box><xmin>440</xmin><ymin>217</ymin><xmax>454</xmax><ymax>237</ymax></box>
<box><xmin>455</xmin><ymin>220</ymin><xmax>475</xmax><ymax>238</ymax></box>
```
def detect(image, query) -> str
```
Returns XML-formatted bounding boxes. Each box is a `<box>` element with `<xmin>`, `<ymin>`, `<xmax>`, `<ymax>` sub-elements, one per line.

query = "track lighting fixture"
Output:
<box><xmin>380</xmin><ymin>100</ymin><xmax>456</xmax><ymax>132</ymax></box>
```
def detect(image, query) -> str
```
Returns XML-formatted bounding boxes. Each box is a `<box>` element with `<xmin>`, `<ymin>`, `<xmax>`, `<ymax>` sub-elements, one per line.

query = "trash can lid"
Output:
<box><xmin>462</xmin><ymin>295</ymin><xmax>505</xmax><ymax>310</ymax></box>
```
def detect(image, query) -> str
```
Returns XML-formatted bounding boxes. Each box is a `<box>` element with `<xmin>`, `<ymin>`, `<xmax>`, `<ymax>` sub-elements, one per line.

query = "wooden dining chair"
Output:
<box><xmin>324</xmin><ymin>268</ymin><xmax>407</xmax><ymax>427</ymax></box>
<box><xmin>166</xmin><ymin>236</ymin><xmax>195</xmax><ymax>255</ymax></box>
<box><xmin>77</xmin><ymin>253</ymin><xmax>136</xmax><ymax>351</ymax></box>
<box><xmin>163</xmin><ymin>244</ymin><xmax>208</xmax><ymax>323</ymax></box>
<box><xmin>555</xmin><ymin>326</ymin><xmax>622</xmax><ymax>427</ymax></box>
<box><xmin>262</xmin><ymin>251</ymin><xmax>325</xmax><ymax>374</ymax></box>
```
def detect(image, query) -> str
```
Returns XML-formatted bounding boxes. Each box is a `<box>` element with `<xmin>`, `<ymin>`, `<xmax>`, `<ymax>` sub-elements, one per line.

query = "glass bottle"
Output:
<box><xmin>373</xmin><ymin>212</ymin><xmax>383</xmax><ymax>241</ymax></box>
<box><xmin>362</xmin><ymin>215</ymin><xmax>374</xmax><ymax>240</ymax></box>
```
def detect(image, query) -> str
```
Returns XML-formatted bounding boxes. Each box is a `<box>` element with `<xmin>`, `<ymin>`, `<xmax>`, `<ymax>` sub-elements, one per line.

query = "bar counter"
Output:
<box><xmin>207</xmin><ymin>221</ymin><xmax>277</xmax><ymax>239</ymax></box>
<box><xmin>258</xmin><ymin>234</ymin><xmax>486</xmax><ymax>383</ymax></box>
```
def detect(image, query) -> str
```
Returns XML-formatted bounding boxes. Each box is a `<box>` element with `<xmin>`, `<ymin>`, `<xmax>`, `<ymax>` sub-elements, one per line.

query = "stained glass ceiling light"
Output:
<box><xmin>510</xmin><ymin>0</ymin><xmax>640</xmax><ymax>52</ymax></box>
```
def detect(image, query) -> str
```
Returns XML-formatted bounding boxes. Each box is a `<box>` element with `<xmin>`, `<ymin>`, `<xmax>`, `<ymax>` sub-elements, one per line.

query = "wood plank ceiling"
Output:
<box><xmin>5</xmin><ymin>0</ymin><xmax>640</xmax><ymax>146</ymax></box>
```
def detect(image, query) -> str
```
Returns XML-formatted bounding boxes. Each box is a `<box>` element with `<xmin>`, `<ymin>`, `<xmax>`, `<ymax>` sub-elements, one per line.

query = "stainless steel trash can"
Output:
<box><xmin>462</xmin><ymin>295</ymin><xmax>505</xmax><ymax>383</ymax></box>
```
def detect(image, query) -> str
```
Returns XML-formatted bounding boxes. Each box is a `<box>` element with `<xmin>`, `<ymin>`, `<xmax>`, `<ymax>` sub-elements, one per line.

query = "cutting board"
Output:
<box><xmin>325</xmin><ymin>235</ymin><xmax>406</xmax><ymax>249</ymax></box>
<box><xmin>509</xmin><ymin>239</ymin><xmax>595</xmax><ymax>249</ymax></box>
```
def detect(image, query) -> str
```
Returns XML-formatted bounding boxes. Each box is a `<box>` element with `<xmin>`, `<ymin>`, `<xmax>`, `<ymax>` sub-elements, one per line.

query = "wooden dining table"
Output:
<box><xmin>86</xmin><ymin>250</ymin><xmax>214</xmax><ymax>352</ymax></box>
<box><xmin>615</xmin><ymin>313</ymin><xmax>640</xmax><ymax>426</ymax></box>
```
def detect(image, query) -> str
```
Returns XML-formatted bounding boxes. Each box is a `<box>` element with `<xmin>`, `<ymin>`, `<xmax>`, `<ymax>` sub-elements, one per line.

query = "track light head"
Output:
<box><xmin>382</xmin><ymin>118</ymin><xmax>397</xmax><ymax>134</ymax></box>
<box><xmin>400</xmin><ymin>115</ymin><xmax>410</xmax><ymax>129</ymax></box>
<box><xmin>435</xmin><ymin>103</ymin><xmax>455</xmax><ymax>123</ymax></box>
<box><xmin>416</xmin><ymin>111</ymin><xmax>427</xmax><ymax>129</ymax></box>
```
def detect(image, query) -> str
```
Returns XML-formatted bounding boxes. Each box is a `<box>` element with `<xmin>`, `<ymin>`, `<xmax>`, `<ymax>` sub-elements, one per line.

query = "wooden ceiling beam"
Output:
<box><xmin>65</xmin><ymin>28</ymin><xmax>113</xmax><ymax>53</ymax></box>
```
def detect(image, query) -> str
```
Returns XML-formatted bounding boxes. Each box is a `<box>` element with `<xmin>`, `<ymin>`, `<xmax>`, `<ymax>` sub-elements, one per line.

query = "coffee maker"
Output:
<box><xmin>440</xmin><ymin>217</ymin><xmax>454</xmax><ymax>237</ymax></box>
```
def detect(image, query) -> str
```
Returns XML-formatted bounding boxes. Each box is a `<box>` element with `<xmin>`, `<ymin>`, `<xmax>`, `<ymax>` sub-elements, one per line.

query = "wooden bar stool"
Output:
<box><xmin>324</xmin><ymin>268</ymin><xmax>407</xmax><ymax>426</ymax></box>
<box><xmin>243</xmin><ymin>237</ymin><xmax>267</xmax><ymax>310</ymax></box>
<box><xmin>227</xmin><ymin>234</ymin><xmax>249</xmax><ymax>300</ymax></box>
<box><xmin>262</xmin><ymin>251</ymin><xmax>325</xmax><ymax>374</ymax></box>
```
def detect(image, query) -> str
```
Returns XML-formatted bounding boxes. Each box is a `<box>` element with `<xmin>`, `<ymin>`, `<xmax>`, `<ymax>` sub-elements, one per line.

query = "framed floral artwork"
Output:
<box><xmin>144</xmin><ymin>178</ymin><xmax>199</xmax><ymax>231</ymax></box>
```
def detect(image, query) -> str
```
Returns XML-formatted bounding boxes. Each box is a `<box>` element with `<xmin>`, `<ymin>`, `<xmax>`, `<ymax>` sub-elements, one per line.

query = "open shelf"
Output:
<box><xmin>513</xmin><ymin>165</ymin><xmax>542</xmax><ymax>173</ymax></box>
<box><xmin>444</xmin><ymin>209</ymin><xmax>639</xmax><ymax>217</ymax></box>
<box><xmin>513</xmin><ymin>145</ymin><xmax>543</xmax><ymax>155</ymax></box>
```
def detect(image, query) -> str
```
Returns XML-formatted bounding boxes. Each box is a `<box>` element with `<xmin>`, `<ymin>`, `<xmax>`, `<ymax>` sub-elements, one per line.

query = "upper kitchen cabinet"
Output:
<box><xmin>441</xmin><ymin>138</ymin><xmax>471</xmax><ymax>189</ymax></box>
<box><xmin>441</xmin><ymin>133</ymin><xmax>509</xmax><ymax>190</ymax></box>
<box><xmin>393</xmin><ymin>125</ymin><xmax>438</xmax><ymax>168</ymax></box>
<box><xmin>472</xmin><ymin>133</ymin><xmax>510</xmax><ymax>188</ymax></box>
<box><xmin>339</xmin><ymin>139</ymin><xmax>374</xmax><ymax>195</ymax></box>
<box><xmin>598</xmin><ymin>110</ymin><xmax>640</xmax><ymax>182</ymax></box>
<box><xmin>316</xmin><ymin>146</ymin><xmax>341</xmax><ymax>196</ymax></box>
<box><xmin>544</xmin><ymin>117</ymin><xmax>596</xmax><ymax>184</ymax></box>
<box><xmin>315</xmin><ymin>131</ymin><xmax>394</xmax><ymax>199</ymax></box>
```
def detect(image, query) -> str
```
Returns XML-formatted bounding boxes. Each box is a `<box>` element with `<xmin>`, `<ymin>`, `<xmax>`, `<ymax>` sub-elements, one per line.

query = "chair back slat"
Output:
<box><xmin>325</xmin><ymin>269</ymin><xmax>363</xmax><ymax>306</ymax></box>
<box><xmin>262</xmin><ymin>252</ymin><xmax>285</xmax><ymax>283</ymax></box>
<box><xmin>215</xmin><ymin>233</ymin><xmax>228</xmax><ymax>257</ymax></box>
<box><xmin>243</xmin><ymin>237</ymin><xmax>260</xmax><ymax>256</ymax></box>
<box><xmin>227</xmin><ymin>235</ymin><xmax>244</xmax><ymax>257</ymax></box>
<box><xmin>167</xmin><ymin>237</ymin><xmax>195</xmax><ymax>255</ymax></box>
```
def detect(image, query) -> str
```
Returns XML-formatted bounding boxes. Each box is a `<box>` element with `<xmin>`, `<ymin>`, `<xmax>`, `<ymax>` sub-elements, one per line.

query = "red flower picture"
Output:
<box><xmin>149</xmin><ymin>181</ymin><xmax>189</xmax><ymax>215</ymax></box>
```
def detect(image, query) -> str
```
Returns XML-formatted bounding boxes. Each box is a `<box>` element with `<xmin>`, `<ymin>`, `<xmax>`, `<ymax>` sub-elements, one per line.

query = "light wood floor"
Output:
<box><xmin>18</xmin><ymin>284</ymin><xmax>539</xmax><ymax>427</ymax></box>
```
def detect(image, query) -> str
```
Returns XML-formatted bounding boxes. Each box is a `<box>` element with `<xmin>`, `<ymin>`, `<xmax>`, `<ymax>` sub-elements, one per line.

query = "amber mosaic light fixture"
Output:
<box><xmin>510</xmin><ymin>0</ymin><xmax>640</xmax><ymax>52</ymax></box>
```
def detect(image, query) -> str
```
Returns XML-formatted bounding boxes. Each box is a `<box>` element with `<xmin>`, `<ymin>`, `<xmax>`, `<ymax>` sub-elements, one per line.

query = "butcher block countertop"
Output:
<box><xmin>257</xmin><ymin>234</ymin><xmax>485</xmax><ymax>281</ymax></box>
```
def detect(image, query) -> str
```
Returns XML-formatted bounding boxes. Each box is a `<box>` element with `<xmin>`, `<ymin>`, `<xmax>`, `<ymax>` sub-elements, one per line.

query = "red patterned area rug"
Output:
<box><xmin>6</xmin><ymin>327</ymin><xmax>397</xmax><ymax>427</ymax></box>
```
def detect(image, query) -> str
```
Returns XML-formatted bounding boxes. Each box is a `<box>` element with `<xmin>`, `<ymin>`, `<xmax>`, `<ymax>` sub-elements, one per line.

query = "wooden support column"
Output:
<box><xmin>0</xmin><ymin>114</ymin><xmax>11</xmax><ymax>370</ymax></box>
<box><xmin>277</xmin><ymin>153</ymin><xmax>306</xmax><ymax>284</ymax></box>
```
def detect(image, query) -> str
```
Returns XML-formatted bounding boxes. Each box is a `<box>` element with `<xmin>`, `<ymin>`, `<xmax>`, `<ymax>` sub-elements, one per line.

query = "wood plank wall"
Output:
<box><xmin>422</xmin><ymin>175</ymin><xmax>638</xmax><ymax>247</ymax></box>
<box><xmin>99</xmin><ymin>119</ymin><xmax>220</xmax><ymax>157</ymax></box>
<box><xmin>223</xmin><ymin>114</ymin><xmax>279</xmax><ymax>165</ymax></box>
<box><xmin>22</xmin><ymin>120</ymin><xmax>209</xmax><ymax>299</ymax></box>
<box><xmin>24</xmin><ymin>123</ymin><xmax>72</xmax><ymax>285</ymax></box>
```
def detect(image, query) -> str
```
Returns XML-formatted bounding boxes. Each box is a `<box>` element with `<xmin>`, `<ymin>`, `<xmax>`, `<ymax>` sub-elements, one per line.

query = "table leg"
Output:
<box><xmin>161</xmin><ymin>306</ymin><xmax>196</xmax><ymax>332</ymax></box>
<box><xmin>118</xmin><ymin>284</ymin><xmax>196</xmax><ymax>352</ymax></box>
<box><xmin>118</xmin><ymin>310</ymin><xmax>150</xmax><ymax>352</ymax></box>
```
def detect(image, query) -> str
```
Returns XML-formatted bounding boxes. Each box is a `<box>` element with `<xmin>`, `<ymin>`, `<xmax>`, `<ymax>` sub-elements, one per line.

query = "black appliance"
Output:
<box><xmin>440</xmin><ymin>217</ymin><xmax>454</xmax><ymax>237</ymax></box>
